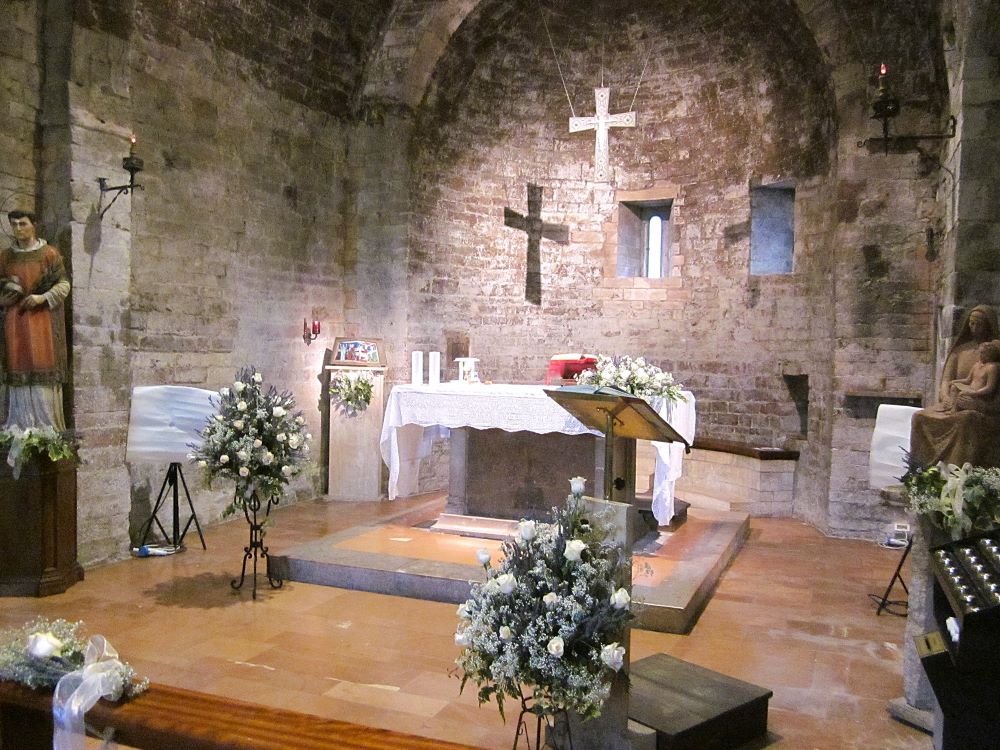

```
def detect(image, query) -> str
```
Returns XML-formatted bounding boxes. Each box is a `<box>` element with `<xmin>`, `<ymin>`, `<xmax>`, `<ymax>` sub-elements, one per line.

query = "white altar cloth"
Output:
<box><xmin>379</xmin><ymin>383</ymin><xmax>696</xmax><ymax>524</ymax></box>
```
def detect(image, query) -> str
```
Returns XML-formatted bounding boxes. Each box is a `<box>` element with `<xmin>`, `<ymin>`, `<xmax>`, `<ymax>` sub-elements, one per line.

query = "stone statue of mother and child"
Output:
<box><xmin>910</xmin><ymin>304</ymin><xmax>1000</xmax><ymax>468</ymax></box>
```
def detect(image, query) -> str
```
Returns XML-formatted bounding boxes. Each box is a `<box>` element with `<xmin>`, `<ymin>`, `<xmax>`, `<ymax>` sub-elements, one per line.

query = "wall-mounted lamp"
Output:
<box><xmin>860</xmin><ymin>63</ymin><xmax>956</xmax><ymax>153</ymax></box>
<box><xmin>303</xmin><ymin>318</ymin><xmax>320</xmax><ymax>345</ymax></box>
<box><xmin>97</xmin><ymin>135</ymin><xmax>144</xmax><ymax>218</ymax></box>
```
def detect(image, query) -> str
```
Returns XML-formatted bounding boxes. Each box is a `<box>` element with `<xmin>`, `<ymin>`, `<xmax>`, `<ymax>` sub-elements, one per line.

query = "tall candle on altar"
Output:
<box><xmin>428</xmin><ymin>351</ymin><xmax>441</xmax><ymax>385</ymax></box>
<box><xmin>411</xmin><ymin>351</ymin><xmax>424</xmax><ymax>385</ymax></box>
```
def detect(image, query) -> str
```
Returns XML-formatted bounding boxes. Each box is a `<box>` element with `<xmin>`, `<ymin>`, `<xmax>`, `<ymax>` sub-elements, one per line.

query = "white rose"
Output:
<box><xmin>518</xmin><ymin>520</ymin><xmax>536</xmax><ymax>542</ymax></box>
<box><xmin>454</xmin><ymin>630</ymin><xmax>471</xmax><ymax>647</ymax></box>
<box><xmin>253</xmin><ymin>439</ymin><xmax>262</xmax><ymax>448</ymax></box>
<box><xmin>600</xmin><ymin>642</ymin><xmax>626</xmax><ymax>672</ymax></box>
<box><xmin>288</xmin><ymin>434</ymin><xmax>301</xmax><ymax>449</ymax></box>
<box><xmin>305</xmin><ymin>433</ymin><xmax>312</xmax><ymax>441</ymax></box>
<box><xmin>234</xmin><ymin>381</ymin><xmax>245</xmax><ymax>393</ymax></box>
<box><xmin>233</xmin><ymin>420</ymin><xmax>245</xmax><ymax>430</ymax></box>
<box><xmin>197</xmin><ymin>460</ymin><xmax>207</xmax><ymax>468</ymax></box>
<box><xmin>238</xmin><ymin>467</ymin><xmax>250</xmax><ymax>477</ymax></box>
<box><xmin>220</xmin><ymin>455</ymin><xmax>230</xmax><ymax>464</ymax></box>
<box><xmin>276</xmin><ymin>433</ymin><xmax>287</xmax><ymax>443</ymax></box>
<box><xmin>253</xmin><ymin>372</ymin><xmax>263</xmax><ymax>383</ymax></box>
<box><xmin>543</xmin><ymin>592</ymin><xmax>558</xmax><ymax>607</ymax></box>
<box><xmin>220</xmin><ymin>387</ymin><xmax>230</xmax><ymax>397</ymax></box>
<box><xmin>499</xmin><ymin>625</ymin><xmax>513</xmax><ymax>641</ymax></box>
<box><xmin>563</xmin><ymin>539</ymin><xmax>586</xmax><ymax>562</ymax></box>
<box><xmin>261</xmin><ymin>452</ymin><xmax>274</xmax><ymax>466</ymax></box>
<box><xmin>236</xmin><ymin>400</ymin><xmax>247</xmax><ymax>411</ymax></box>
<box><xmin>295</xmin><ymin>416</ymin><xmax>305</xmax><ymax>425</ymax></box>
<box><xmin>476</xmin><ymin>549</ymin><xmax>491</xmax><ymax>566</ymax></box>
<box><xmin>26</xmin><ymin>632</ymin><xmax>64</xmax><ymax>659</ymax></box>
<box><xmin>281</xmin><ymin>465</ymin><xmax>293</xmax><ymax>476</ymax></box>
<box><xmin>214</xmin><ymin>414</ymin><xmax>223</xmax><ymax>422</ymax></box>
<box><xmin>610</xmin><ymin>587</ymin><xmax>631</xmax><ymax>610</ymax></box>
<box><xmin>496</xmin><ymin>573</ymin><xmax>517</xmax><ymax>594</ymax></box>
<box><xmin>273</xmin><ymin>406</ymin><xmax>286</xmax><ymax>418</ymax></box>
<box><xmin>547</xmin><ymin>636</ymin><xmax>564</xmax><ymax>658</ymax></box>
<box><xmin>569</xmin><ymin>476</ymin><xmax>586</xmax><ymax>496</ymax></box>
<box><xmin>456</xmin><ymin>603</ymin><xmax>470</xmax><ymax>619</ymax></box>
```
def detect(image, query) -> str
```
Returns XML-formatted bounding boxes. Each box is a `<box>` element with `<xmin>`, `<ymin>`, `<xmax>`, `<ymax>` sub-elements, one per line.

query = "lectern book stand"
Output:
<box><xmin>545</xmin><ymin>385</ymin><xmax>690</xmax><ymax>505</ymax></box>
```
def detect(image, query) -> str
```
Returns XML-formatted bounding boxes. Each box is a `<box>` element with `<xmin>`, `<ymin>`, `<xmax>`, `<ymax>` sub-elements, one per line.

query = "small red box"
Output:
<box><xmin>545</xmin><ymin>353</ymin><xmax>598</xmax><ymax>385</ymax></box>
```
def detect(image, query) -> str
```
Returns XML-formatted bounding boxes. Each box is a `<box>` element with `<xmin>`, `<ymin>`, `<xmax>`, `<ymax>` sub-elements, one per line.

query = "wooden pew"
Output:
<box><xmin>0</xmin><ymin>681</ymin><xmax>486</xmax><ymax>750</ymax></box>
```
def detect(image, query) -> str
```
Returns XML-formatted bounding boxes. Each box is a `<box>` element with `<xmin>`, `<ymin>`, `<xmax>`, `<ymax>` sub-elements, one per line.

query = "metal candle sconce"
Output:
<box><xmin>98</xmin><ymin>135</ymin><xmax>144</xmax><ymax>218</ymax></box>
<box><xmin>861</xmin><ymin>63</ymin><xmax>956</xmax><ymax>153</ymax></box>
<box><xmin>303</xmin><ymin>319</ymin><xmax>320</xmax><ymax>344</ymax></box>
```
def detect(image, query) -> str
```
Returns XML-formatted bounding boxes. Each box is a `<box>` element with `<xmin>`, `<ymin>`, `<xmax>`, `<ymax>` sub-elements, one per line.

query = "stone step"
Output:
<box><xmin>633</xmin><ymin>493</ymin><xmax>689</xmax><ymax>530</ymax></box>
<box><xmin>628</xmin><ymin>653</ymin><xmax>772</xmax><ymax>750</ymax></box>
<box><xmin>674</xmin><ymin>488</ymin><xmax>734</xmax><ymax>513</ymax></box>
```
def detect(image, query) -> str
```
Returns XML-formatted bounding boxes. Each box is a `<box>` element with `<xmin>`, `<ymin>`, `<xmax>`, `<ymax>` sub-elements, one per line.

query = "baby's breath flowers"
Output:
<box><xmin>191</xmin><ymin>366</ymin><xmax>310</xmax><ymax>505</ymax></box>
<box><xmin>454</xmin><ymin>477</ymin><xmax>633</xmax><ymax>721</ymax></box>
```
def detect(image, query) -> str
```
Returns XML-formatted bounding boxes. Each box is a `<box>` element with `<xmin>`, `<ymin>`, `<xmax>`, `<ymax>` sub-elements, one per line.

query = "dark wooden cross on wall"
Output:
<box><xmin>503</xmin><ymin>183</ymin><xmax>569</xmax><ymax>305</ymax></box>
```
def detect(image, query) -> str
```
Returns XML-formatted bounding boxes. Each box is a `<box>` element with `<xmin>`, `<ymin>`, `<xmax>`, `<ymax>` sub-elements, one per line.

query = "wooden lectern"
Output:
<box><xmin>544</xmin><ymin>385</ymin><xmax>692</xmax><ymax>750</ymax></box>
<box><xmin>546</xmin><ymin>385</ymin><xmax>690</xmax><ymax>505</ymax></box>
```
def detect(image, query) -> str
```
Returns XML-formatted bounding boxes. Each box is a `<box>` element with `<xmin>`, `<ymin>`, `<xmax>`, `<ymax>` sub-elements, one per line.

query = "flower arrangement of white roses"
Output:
<box><xmin>0</xmin><ymin>617</ymin><xmax>147</xmax><ymax>697</ymax></box>
<box><xmin>904</xmin><ymin>460</ymin><xmax>1000</xmax><ymax>538</ymax></box>
<box><xmin>329</xmin><ymin>371</ymin><xmax>374</xmax><ymax>413</ymax></box>
<box><xmin>454</xmin><ymin>477</ymin><xmax>633</xmax><ymax>722</ymax></box>
<box><xmin>575</xmin><ymin>354</ymin><xmax>685</xmax><ymax>404</ymax></box>
<box><xmin>191</xmin><ymin>366</ymin><xmax>311</xmax><ymax>507</ymax></box>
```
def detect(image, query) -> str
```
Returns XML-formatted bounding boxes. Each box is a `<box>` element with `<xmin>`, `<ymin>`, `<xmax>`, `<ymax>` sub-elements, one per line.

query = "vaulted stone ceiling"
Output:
<box><xmin>72</xmin><ymin>0</ymin><xmax>947</xmax><ymax>126</ymax></box>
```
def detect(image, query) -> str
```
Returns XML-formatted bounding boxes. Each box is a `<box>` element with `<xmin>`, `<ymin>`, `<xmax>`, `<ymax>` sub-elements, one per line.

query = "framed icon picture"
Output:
<box><xmin>331</xmin><ymin>337</ymin><xmax>385</xmax><ymax>367</ymax></box>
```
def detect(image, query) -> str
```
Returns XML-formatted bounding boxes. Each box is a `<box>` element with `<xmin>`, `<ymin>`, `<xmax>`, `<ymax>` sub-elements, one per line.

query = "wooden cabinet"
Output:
<box><xmin>0</xmin><ymin>452</ymin><xmax>83</xmax><ymax>596</ymax></box>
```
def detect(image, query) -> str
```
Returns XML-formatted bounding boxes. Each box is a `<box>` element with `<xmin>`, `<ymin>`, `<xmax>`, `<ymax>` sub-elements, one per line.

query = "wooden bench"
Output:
<box><xmin>0</xmin><ymin>681</ymin><xmax>486</xmax><ymax>750</ymax></box>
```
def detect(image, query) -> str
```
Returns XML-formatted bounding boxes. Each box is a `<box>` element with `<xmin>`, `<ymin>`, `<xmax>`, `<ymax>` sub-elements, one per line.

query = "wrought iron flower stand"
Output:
<box><xmin>230</xmin><ymin>491</ymin><xmax>283</xmax><ymax>599</ymax></box>
<box><xmin>513</xmin><ymin>693</ymin><xmax>573</xmax><ymax>750</ymax></box>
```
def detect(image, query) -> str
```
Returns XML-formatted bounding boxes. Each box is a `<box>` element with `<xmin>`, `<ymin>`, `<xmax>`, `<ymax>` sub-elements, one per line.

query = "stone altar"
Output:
<box><xmin>379</xmin><ymin>383</ymin><xmax>694</xmax><ymax>525</ymax></box>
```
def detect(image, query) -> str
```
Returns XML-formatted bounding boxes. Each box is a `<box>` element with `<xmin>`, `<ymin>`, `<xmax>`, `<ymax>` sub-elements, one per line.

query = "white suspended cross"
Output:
<box><xmin>569</xmin><ymin>87</ymin><xmax>636</xmax><ymax>182</ymax></box>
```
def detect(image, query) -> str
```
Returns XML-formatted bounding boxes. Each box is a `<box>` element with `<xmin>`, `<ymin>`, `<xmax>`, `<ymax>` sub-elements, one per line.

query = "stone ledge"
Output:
<box><xmin>677</xmin><ymin>439</ymin><xmax>799</xmax><ymax>517</ymax></box>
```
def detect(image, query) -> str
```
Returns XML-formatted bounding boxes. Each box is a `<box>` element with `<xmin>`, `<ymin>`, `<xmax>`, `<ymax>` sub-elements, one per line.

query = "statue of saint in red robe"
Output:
<box><xmin>1</xmin><ymin>211</ymin><xmax>70</xmax><ymax>431</ymax></box>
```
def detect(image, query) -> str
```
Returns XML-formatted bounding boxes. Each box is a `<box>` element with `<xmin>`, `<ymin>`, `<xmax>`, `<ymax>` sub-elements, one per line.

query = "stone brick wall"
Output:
<box><xmin>63</xmin><ymin>8</ymin><xmax>356</xmax><ymax>563</ymax></box>
<box><xmin>407</xmin><ymin>0</ymin><xmax>839</xmax><ymax>520</ymax></box>
<box><xmin>76</xmin><ymin>0</ymin><xmax>396</xmax><ymax>116</ymax></box>
<box><xmin>0</xmin><ymin>0</ymin><xmax>41</xmax><ymax>213</ymax></box>
<box><xmin>1</xmin><ymin>0</ymin><xmax>983</xmax><ymax>564</ymax></box>
<box><xmin>404</xmin><ymin>0</ymin><xmax>946</xmax><ymax>537</ymax></box>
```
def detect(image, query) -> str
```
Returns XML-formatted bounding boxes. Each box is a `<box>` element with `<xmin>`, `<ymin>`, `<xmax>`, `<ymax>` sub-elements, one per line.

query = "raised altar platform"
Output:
<box><xmin>272</xmin><ymin>494</ymin><xmax>748</xmax><ymax>634</ymax></box>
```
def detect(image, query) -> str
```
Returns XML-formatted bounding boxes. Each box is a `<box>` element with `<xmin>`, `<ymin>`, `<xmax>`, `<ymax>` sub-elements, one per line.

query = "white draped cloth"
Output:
<box><xmin>651</xmin><ymin>395</ymin><xmax>698</xmax><ymax>524</ymax></box>
<box><xmin>379</xmin><ymin>383</ymin><xmax>696</xmax><ymax>524</ymax></box>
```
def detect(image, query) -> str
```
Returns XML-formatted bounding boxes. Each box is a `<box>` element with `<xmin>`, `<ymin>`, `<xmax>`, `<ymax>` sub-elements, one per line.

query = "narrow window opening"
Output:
<box><xmin>750</xmin><ymin>185</ymin><xmax>794</xmax><ymax>275</ymax></box>
<box><xmin>618</xmin><ymin>201</ymin><xmax>672</xmax><ymax>278</ymax></box>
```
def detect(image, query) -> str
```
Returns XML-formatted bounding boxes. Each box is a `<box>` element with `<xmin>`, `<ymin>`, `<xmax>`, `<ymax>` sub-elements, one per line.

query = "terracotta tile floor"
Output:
<box><xmin>2</xmin><ymin>496</ymin><xmax>930</xmax><ymax>749</ymax></box>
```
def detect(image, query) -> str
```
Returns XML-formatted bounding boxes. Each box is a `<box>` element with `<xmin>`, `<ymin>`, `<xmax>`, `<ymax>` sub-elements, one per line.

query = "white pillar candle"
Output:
<box><xmin>410</xmin><ymin>350</ymin><xmax>424</xmax><ymax>385</ymax></box>
<box><xmin>428</xmin><ymin>351</ymin><xmax>441</xmax><ymax>385</ymax></box>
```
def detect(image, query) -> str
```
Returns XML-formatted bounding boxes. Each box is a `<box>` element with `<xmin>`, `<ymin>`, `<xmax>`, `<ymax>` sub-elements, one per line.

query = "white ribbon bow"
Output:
<box><xmin>52</xmin><ymin>636</ymin><xmax>124</xmax><ymax>750</ymax></box>
<box><xmin>5</xmin><ymin>426</ymin><xmax>26</xmax><ymax>479</ymax></box>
